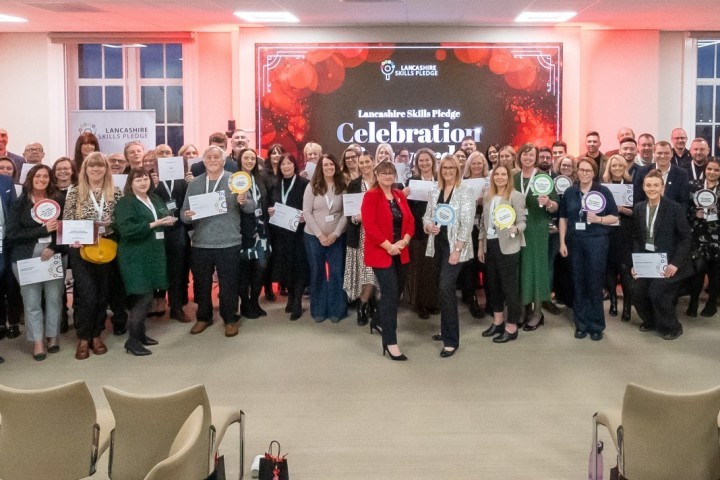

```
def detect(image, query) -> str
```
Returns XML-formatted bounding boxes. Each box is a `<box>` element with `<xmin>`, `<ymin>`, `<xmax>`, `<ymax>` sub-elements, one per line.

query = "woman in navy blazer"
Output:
<box><xmin>362</xmin><ymin>161</ymin><xmax>414</xmax><ymax>361</ymax></box>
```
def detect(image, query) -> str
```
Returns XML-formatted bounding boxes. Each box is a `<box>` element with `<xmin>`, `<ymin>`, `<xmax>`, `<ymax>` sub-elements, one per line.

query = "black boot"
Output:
<box><xmin>357</xmin><ymin>302</ymin><xmax>369</xmax><ymax>326</ymax></box>
<box><xmin>608</xmin><ymin>291</ymin><xmax>618</xmax><ymax>317</ymax></box>
<box><xmin>125</xmin><ymin>324</ymin><xmax>151</xmax><ymax>356</ymax></box>
<box><xmin>468</xmin><ymin>296</ymin><xmax>485</xmax><ymax>319</ymax></box>
<box><xmin>687</xmin><ymin>297</ymin><xmax>699</xmax><ymax>317</ymax></box>
<box><xmin>139</xmin><ymin>323</ymin><xmax>158</xmax><ymax>346</ymax></box>
<box><xmin>621</xmin><ymin>302</ymin><xmax>631</xmax><ymax>322</ymax></box>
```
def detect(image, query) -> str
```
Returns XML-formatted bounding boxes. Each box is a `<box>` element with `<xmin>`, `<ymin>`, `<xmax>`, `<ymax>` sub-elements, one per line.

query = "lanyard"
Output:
<box><xmin>692</xmin><ymin>162</ymin><xmax>704</xmax><ymax>181</ymax></box>
<box><xmin>520</xmin><ymin>169</ymin><xmax>537</xmax><ymax>197</ymax></box>
<box><xmin>162</xmin><ymin>180</ymin><xmax>174</xmax><ymax>198</ymax></box>
<box><xmin>646</xmin><ymin>202</ymin><xmax>660</xmax><ymax>239</ymax></box>
<box><xmin>250</xmin><ymin>176</ymin><xmax>261</xmax><ymax>203</ymax></box>
<box><xmin>362</xmin><ymin>179</ymin><xmax>371</xmax><ymax>192</ymax></box>
<box><xmin>489</xmin><ymin>196</ymin><xmax>500</xmax><ymax>228</ymax></box>
<box><xmin>90</xmin><ymin>191</ymin><xmax>105</xmax><ymax>220</ymax></box>
<box><xmin>205</xmin><ymin>174</ymin><xmax>222</xmax><ymax>194</ymax></box>
<box><xmin>138</xmin><ymin>195</ymin><xmax>158</xmax><ymax>221</ymax></box>
<box><xmin>281</xmin><ymin>175</ymin><xmax>296</xmax><ymax>204</ymax></box>
<box><xmin>324</xmin><ymin>189</ymin><xmax>334</xmax><ymax>211</ymax></box>
<box><xmin>705</xmin><ymin>179</ymin><xmax>719</xmax><ymax>193</ymax></box>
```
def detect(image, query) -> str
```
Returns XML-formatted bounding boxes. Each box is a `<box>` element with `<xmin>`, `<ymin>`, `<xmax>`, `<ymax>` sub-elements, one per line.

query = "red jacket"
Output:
<box><xmin>361</xmin><ymin>187</ymin><xmax>415</xmax><ymax>268</ymax></box>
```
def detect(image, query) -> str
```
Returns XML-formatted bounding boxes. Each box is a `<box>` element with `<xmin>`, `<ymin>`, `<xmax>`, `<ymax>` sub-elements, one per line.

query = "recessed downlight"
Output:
<box><xmin>515</xmin><ymin>11</ymin><xmax>576</xmax><ymax>23</ymax></box>
<box><xmin>234</xmin><ymin>11</ymin><xmax>299</xmax><ymax>23</ymax></box>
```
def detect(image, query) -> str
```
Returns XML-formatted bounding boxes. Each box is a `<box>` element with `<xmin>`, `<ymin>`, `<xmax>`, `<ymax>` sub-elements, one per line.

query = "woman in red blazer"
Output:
<box><xmin>362</xmin><ymin>161</ymin><xmax>414</xmax><ymax>360</ymax></box>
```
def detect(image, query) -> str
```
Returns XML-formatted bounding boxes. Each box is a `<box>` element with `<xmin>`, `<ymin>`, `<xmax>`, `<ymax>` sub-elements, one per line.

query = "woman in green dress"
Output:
<box><xmin>114</xmin><ymin>168</ymin><xmax>176</xmax><ymax>356</ymax></box>
<box><xmin>513</xmin><ymin>143</ymin><xmax>559</xmax><ymax>330</ymax></box>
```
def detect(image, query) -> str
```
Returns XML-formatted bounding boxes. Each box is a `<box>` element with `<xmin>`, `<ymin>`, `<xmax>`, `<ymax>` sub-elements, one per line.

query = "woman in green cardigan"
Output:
<box><xmin>114</xmin><ymin>168</ymin><xmax>176</xmax><ymax>355</ymax></box>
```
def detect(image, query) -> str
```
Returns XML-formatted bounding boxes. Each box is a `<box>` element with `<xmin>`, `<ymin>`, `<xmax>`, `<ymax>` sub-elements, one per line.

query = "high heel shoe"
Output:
<box><xmin>608</xmin><ymin>297</ymin><xmax>618</xmax><ymax>317</ymax></box>
<box><xmin>621</xmin><ymin>303</ymin><xmax>632</xmax><ymax>322</ymax></box>
<box><xmin>493</xmin><ymin>329</ymin><xmax>519</xmax><ymax>343</ymax></box>
<box><xmin>382</xmin><ymin>344</ymin><xmax>407</xmax><ymax>361</ymax></box>
<box><xmin>369</xmin><ymin>318</ymin><xmax>383</xmax><ymax>335</ymax></box>
<box><xmin>125</xmin><ymin>338</ymin><xmax>152</xmax><ymax>356</ymax></box>
<box><xmin>481</xmin><ymin>323</ymin><xmax>505</xmax><ymax>337</ymax></box>
<box><xmin>357</xmin><ymin>302</ymin><xmax>369</xmax><ymax>326</ymax></box>
<box><xmin>522</xmin><ymin>314</ymin><xmax>545</xmax><ymax>332</ymax></box>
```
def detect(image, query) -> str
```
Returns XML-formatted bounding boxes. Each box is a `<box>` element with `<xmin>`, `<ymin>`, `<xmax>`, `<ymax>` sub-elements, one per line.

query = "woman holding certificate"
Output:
<box><xmin>602</xmin><ymin>154</ymin><xmax>635</xmax><ymax>321</ymax></box>
<box><xmin>559</xmin><ymin>158</ymin><xmax>618</xmax><ymax>340</ymax></box>
<box><xmin>64</xmin><ymin>152</ymin><xmax>123</xmax><ymax>359</ymax></box>
<box><xmin>477</xmin><ymin>165</ymin><xmax>526</xmax><ymax>342</ymax></box>
<box><xmin>181</xmin><ymin>146</ymin><xmax>255</xmax><ymax>338</ymax></box>
<box><xmin>686</xmin><ymin>159</ymin><xmax>720</xmax><ymax>317</ymax></box>
<box><xmin>269</xmin><ymin>153</ymin><xmax>309</xmax><ymax>320</ymax></box>
<box><xmin>302</xmin><ymin>154</ymin><xmax>348</xmax><ymax>323</ymax></box>
<box><xmin>236</xmin><ymin>148</ymin><xmax>271</xmax><ymax>319</ymax></box>
<box><xmin>514</xmin><ymin>143</ymin><xmax>559</xmax><ymax>330</ymax></box>
<box><xmin>344</xmin><ymin>152</ymin><xmax>379</xmax><ymax>326</ymax></box>
<box><xmin>423</xmin><ymin>155</ymin><xmax>475</xmax><ymax>358</ymax></box>
<box><xmin>114</xmin><ymin>168</ymin><xmax>176</xmax><ymax>355</ymax></box>
<box><xmin>362</xmin><ymin>161</ymin><xmax>414</xmax><ymax>360</ymax></box>
<box><xmin>631</xmin><ymin>170</ymin><xmax>692</xmax><ymax>339</ymax></box>
<box><xmin>7</xmin><ymin>165</ymin><xmax>65</xmax><ymax>360</ymax></box>
<box><xmin>404</xmin><ymin>148</ymin><xmax>439</xmax><ymax>319</ymax></box>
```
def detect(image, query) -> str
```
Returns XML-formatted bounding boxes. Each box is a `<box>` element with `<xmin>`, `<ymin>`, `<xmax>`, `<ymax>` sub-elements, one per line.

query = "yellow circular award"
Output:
<box><xmin>493</xmin><ymin>204</ymin><xmax>516</xmax><ymax>229</ymax></box>
<box><xmin>228</xmin><ymin>171</ymin><xmax>252</xmax><ymax>194</ymax></box>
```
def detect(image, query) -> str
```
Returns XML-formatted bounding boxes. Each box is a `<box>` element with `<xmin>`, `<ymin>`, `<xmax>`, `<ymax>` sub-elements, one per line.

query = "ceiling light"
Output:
<box><xmin>234</xmin><ymin>11</ymin><xmax>299</xmax><ymax>23</ymax></box>
<box><xmin>0</xmin><ymin>14</ymin><xmax>28</xmax><ymax>23</ymax></box>
<box><xmin>515</xmin><ymin>11</ymin><xmax>576</xmax><ymax>23</ymax></box>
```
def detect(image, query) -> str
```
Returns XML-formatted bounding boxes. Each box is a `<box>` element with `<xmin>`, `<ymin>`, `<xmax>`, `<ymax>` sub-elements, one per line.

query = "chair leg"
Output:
<box><xmin>592</xmin><ymin>413</ymin><xmax>599</xmax><ymax>479</ymax></box>
<box><xmin>617</xmin><ymin>425</ymin><xmax>625</xmax><ymax>477</ymax></box>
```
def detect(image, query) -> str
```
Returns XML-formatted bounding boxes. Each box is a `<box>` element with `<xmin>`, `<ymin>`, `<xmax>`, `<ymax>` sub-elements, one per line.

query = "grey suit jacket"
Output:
<box><xmin>478</xmin><ymin>190</ymin><xmax>527</xmax><ymax>255</ymax></box>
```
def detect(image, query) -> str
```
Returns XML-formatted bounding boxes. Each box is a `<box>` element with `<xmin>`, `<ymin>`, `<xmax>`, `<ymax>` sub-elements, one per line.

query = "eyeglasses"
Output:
<box><xmin>25</xmin><ymin>147</ymin><xmax>42</xmax><ymax>152</ymax></box>
<box><xmin>110</xmin><ymin>158</ymin><xmax>127</xmax><ymax>164</ymax></box>
<box><xmin>441</xmin><ymin>166</ymin><xmax>456</xmax><ymax>171</ymax></box>
<box><xmin>377</xmin><ymin>171</ymin><xmax>395</xmax><ymax>176</ymax></box>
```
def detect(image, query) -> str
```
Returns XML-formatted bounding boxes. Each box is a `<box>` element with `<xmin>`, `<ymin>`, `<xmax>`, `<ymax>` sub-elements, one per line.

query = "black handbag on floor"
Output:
<box><xmin>258</xmin><ymin>441</ymin><xmax>289</xmax><ymax>480</ymax></box>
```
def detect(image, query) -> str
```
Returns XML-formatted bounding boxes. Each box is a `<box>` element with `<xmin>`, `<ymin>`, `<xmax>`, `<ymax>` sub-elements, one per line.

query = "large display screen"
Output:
<box><xmin>256</xmin><ymin>42</ymin><xmax>562</xmax><ymax>161</ymax></box>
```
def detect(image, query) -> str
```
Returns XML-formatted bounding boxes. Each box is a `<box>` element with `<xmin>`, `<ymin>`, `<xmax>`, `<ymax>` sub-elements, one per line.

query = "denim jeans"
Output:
<box><xmin>304</xmin><ymin>233</ymin><xmax>347</xmax><ymax>321</ymax></box>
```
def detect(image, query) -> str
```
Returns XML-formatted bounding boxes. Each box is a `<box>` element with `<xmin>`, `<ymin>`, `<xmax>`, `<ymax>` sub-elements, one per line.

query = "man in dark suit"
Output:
<box><xmin>0</xmin><ymin>129</ymin><xmax>25</xmax><ymax>173</ymax></box>
<box><xmin>633</xmin><ymin>141</ymin><xmax>689</xmax><ymax>209</ymax></box>
<box><xmin>190</xmin><ymin>131</ymin><xmax>239</xmax><ymax>177</ymax></box>
<box><xmin>631</xmin><ymin>170</ymin><xmax>692</xmax><ymax>340</ymax></box>
<box><xmin>0</xmin><ymin>173</ymin><xmax>17</xmax><ymax>362</ymax></box>
<box><xmin>683</xmin><ymin>137</ymin><xmax>710</xmax><ymax>182</ymax></box>
<box><xmin>670</xmin><ymin>128</ymin><xmax>692</xmax><ymax>167</ymax></box>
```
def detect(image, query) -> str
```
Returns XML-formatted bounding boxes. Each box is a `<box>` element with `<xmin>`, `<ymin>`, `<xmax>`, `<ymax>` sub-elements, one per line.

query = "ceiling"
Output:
<box><xmin>0</xmin><ymin>0</ymin><xmax>718</xmax><ymax>32</ymax></box>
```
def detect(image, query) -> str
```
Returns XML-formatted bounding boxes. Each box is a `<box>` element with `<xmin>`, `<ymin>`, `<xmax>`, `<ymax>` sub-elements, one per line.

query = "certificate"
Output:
<box><xmin>602</xmin><ymin>183</ymin><xmax>633</xmax><ymax>207</ymax></box>
<box><xmin>157</xmin><ymin>156</ymin><xmax>186</xmax><ymax>181</ymax></box>
<box><xmin>303</xmin><ymin>162</ymin><xmax>316</xmax><ymax>178</ymax></box>
<box><xmin>393</xmin><ymin>162</ymin><xmax>410</xmax><ymax>184</ymax></box>
<box><xmin>343</xmin><ymin>192</ymin><xmax>365</xmax><ymax>217</ymax></box>
<box><xmin>269</xmin><ymin>202</ymin><xmax>301</xmax><ymax>232</ymax></box>
<box><xmin>19</xmin><ymin>163</ymin><xmax>35</xmax><ymax>184</ymax></box>
<box><xmin>463</xmin><ymin>178</ymin><xmax>487</xmax><ymax>200</ymax></box>
<box><xmin>407</xmin><ymin>180</ymin><xmax>434</xmax><ymax>201</ymax></box>
<box><xmin>188</xmin><ymin>191</ymin><xmax>227</xmax><ymax>220</ymax></box>
<box><xmin>187</xmin><ymin>156</ymin><xmax>203</xmax><ymax>169</ymax></box>
<box><xmin>632</xmin><ymin>253</ymin><xmax>669</xmax><ymax>278</ymax></box>
<box><xmin>16</xmin><ymin>254</ymin><xmax>64</xmax><ymax>286</ymax></box>
<box><xmin>58</xmin><ymin>220</ymin><xmax>97</xmax><ymax>245</ymax></box>
<box><xmin>112</xmin><ymin>174</ymin><xmax>128</xmax><ymax>190</ymax></box>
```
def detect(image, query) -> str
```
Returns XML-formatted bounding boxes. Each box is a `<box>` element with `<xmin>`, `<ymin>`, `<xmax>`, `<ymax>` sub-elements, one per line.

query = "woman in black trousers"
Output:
<box><xmin>631</xmin><ymin>170</ymin><xmax>693</xmax><ymax>339</ymax></box>
<box><xmin>362</xmin><ymin>161</ymin><xmax>414</xmax><ymax>360</ymax></box>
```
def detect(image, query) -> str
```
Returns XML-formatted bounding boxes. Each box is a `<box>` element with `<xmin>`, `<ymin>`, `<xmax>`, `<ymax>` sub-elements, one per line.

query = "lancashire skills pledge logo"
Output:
<box><xmin>380</xmin><ymin>60</ymin><xmax>438</xmax><ymax>81</ymax></box>
<box><xmin>381</xmin><ymin>60</ymin><xmax>396</xmax><ymax>81</ymax></box>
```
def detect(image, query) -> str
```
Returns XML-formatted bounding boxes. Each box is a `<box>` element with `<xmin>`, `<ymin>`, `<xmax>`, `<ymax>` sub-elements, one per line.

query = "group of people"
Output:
<box><xmin>0</xmin><ymin>125</ymin><xmax>714</xmax><ymax>364</ymax></box>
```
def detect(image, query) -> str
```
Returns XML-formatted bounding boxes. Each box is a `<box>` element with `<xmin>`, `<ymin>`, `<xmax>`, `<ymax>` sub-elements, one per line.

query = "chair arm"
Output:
<box><xmin>594</xmin><ymin>409</ymin><xmax>621</xmax><ymax>451</ymax></box>
<box><xmin>211</xmin><ymin>407</ymin><xmax>245</xmax><ymax>480</ymax></box>
<box><xmin>144</xmin><ymin>407</ymin><xmax>204</xmax><ymax>480</ymax></box>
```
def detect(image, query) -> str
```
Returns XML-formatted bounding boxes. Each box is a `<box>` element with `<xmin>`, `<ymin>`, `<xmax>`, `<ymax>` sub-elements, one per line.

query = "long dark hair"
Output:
<box><xmin>236</xmin><ymin>148</ymin><xmax>261</xmax><ymax>175</ymax></box>
<box><xmin>73</xmin><ymin>132</ymin><xmax>100</xmax><ymax>169</ymax></box>
<box><xmin>311</xmin><ymin>154</ymin><xmax>346</xmax><ymax>195</ymax></box>
<box><xmin>23</xmin><ymin>164</ymin><xmax>58</xmax><ymax>198</ymax></box>
<box><xmin>275</xmin><ymin>153</ymin><xmax>300</xmax><ymax>182</ymax></box>
<box><xmin>264</xmin><ymin>143</ymin><xmax>285</xmax><ymax>173</ymax></box>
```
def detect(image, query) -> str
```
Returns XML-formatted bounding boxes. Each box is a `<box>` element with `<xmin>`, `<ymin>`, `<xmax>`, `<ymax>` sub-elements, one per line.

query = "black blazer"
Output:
<box><xmin>632</xmin><ymin>198</ymin><xmax>692</xmax><ymax>283</ymax></box>
<box><xmin>633</xmin><ymin>164</ymin><xmax>689</xmax><ymax>209</ymax></box>
<box><xmin>6</xmin><ymin>192</ymin><xmax>66</xmax><ymax>263</ymax></box>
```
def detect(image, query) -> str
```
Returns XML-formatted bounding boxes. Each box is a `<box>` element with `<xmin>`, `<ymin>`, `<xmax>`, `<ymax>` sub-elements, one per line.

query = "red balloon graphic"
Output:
<box><xmin>365</xmin><ymin>46</ymin><xmax>395</xmax><ymax>63</ymax></box>
<box><xmin>306</xmin><ymin>49</ymin><xmax>334</xmax><ymax>64</ymax></box>
<box><xmin>287</xmin><ymin>60</ymin><xmax>318</xmax><ymax>90</ymax></box>
<box><xmin>260</xmin><ymin>118</ymin><xmax>276</xmax><ymax>145</ymax></box>
<box><xmin>312</xmin><ymin>56</ymin><xmax>346</xmax><ymax>94</ymax></box>
<box><xmin>435</xmin><ymin>49</ymin><xmax>447</xmax><ymax>61</ymax></box>
<box><xmin>334</xmin><ymin>47</ymin><xmax>368</xmax><ymax>67</ymax></box>
<box><xmin>488</xmin><ymin>52</ymin><xmax>512</xmax><ymax>75</ymax></box>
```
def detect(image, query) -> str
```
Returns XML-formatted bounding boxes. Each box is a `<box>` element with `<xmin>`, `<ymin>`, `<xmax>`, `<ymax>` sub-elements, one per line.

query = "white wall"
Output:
<box><xmin>0</xmin><ymin>27</ymin><xmax>691</xmax><ymax>161</ymax></box>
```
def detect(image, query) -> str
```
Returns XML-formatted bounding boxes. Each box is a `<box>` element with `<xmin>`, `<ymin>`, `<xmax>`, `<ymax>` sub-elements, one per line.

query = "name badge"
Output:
<box><xmin>155</xmin><ymin>231</ymin><xmax>165</xmax><ymax>240</ymax></box>
<box><xmin>255</xmin><ymin>208</ymin><xmax>263</xmax><ymax>217</ymax></box>
<box><xmin>487</xmin><ymin>226</ymin><xmax>496</xmax><ymax>236</ymax></box>
<box><xmin>645</xmin><ymin>243</ymin><xmax>655</xmax><ymax>251</ymax></box>
<box><xmin>166</xmin><ymin>201</ymin><xmax>177</xmax><ymax>210</ymax></box>
<box><xmin>98</xmin><ymin>226</ymin><xmax>106</xmax><ymax>235</ymax></box>
<box><xmin>713</xmin><ymin>235</ymin><xmax>719</xmax><ymax>241</ymax></box>
<box><xmin>324</xmin><ymin>214</ymin><xmax>335</xmax><ymax>223</ymax></box>
<box><xmin>575</xmin><ymin>222</ymin><xmax>586</xmax><ymax>231</ymax></box>
<box><xmin>708</xmin><ymin>213</ymin><xmax>718</xmax><ymax>222</ymax></box>
<box><xmin>38</xmin><ymin>236</ymin><xmax>52</xmax><ymax>244</ymax></box>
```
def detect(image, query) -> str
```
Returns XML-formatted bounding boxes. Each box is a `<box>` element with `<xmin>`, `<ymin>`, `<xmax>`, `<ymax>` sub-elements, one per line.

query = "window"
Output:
<box><xmin>68</xmin><ymin>43</ymin><xmax>185</xmax><ymax>154</ymax></box>
<box><xmin>695</xmin><ymin>40</ymin><xmax>720</xmax><ymax>157</ymax></box>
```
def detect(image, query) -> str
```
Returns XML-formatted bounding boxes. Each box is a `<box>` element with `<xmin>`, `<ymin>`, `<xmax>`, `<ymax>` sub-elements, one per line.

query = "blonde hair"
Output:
<box><xmin>602</xmin><ymin>154</ymin><xmax>631</xmax><ymax>183</ymax></box>
<box><xmin>463</xmin><ymin>151</ymin><xmax>489</xmax><ymax>179</ymax></box>
<box><xmin>76</xmin><ymin>152</ymin><xmax>115</xmax><ymax>217</ymax></box>
<box><xmin>437</xmin><ymin>154</ymin><xmax>462</xmax><ymax>190</ymax></box>
<box><xmin>375</xmin><ymin>143</ymin><xmax>395</xmax><ymax>163</ymax></box>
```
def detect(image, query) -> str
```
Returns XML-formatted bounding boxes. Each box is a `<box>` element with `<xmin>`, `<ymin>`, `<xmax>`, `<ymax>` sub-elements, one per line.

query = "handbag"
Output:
<box><xmin>258</xmin><ymin>441</ymin><xmax>288</xmax><ymax>480</ymax></box>
<box><xmin>80</xmin><ymin>237</ymin><xmax>117</xmax><ymax>264</ymax></box>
